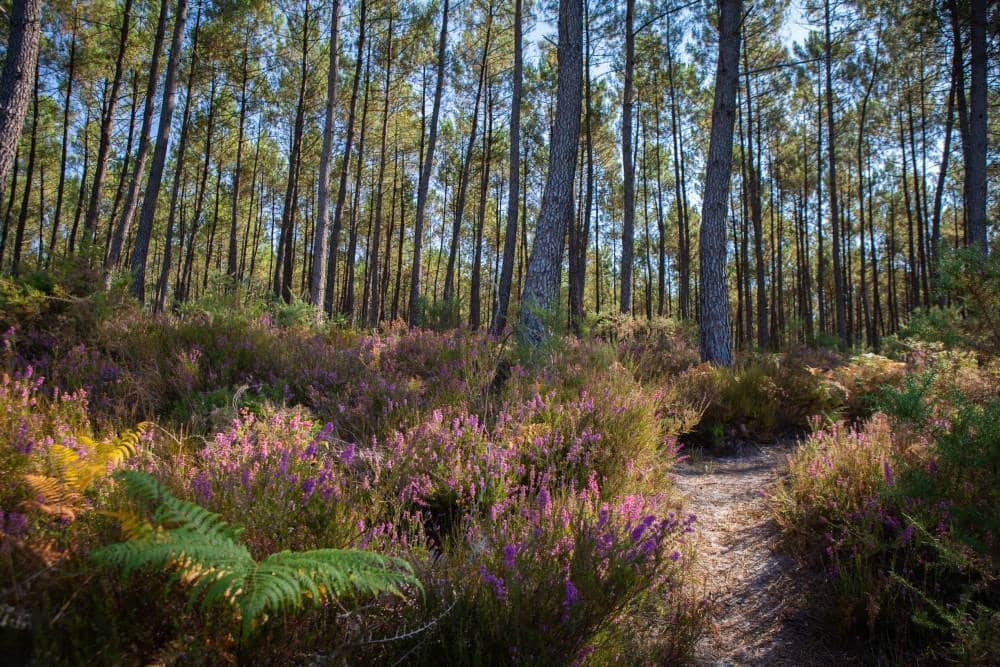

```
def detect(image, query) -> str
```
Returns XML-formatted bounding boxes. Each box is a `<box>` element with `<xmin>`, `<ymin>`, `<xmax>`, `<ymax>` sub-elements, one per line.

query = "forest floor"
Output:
<box><xmin>673</xmin><ymin>441</ymin><xmax>863</xmax><ymax>666</ymax></box>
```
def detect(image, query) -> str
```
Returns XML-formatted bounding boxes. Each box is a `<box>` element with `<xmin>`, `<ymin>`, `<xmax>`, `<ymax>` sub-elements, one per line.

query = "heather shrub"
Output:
<box><xmin>0</xmin><ymin>291</ymin><xmax>711</xmax><ymax>663</ymax></box>
<box><xmin>772</xmin><ymin>372</ymin><xmax>999</xmax><ymax>661</ymax></box>
<box><xmin>590</xmin><ymin>313</ymin><xmax>700</xmax><ymax>380</ymax></box>
<box><xmin>406</xmin><ymin>483</ymin><xmax>700</xmax><ymax>664</ymax></box>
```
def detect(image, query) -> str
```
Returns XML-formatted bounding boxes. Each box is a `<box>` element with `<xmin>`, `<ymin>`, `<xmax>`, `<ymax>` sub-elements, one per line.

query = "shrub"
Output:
<box><xmin>93</xmin><ymin>470</ymin><xmax>419</xmax><ymax>637</ymax></box>
<box><xmin>406</xmin><ymin>483</ymin><xmax>700</xmax><ymax>664</ymax></box>
<box><xmin>772</xmin><ymin>374</ymin><xmax>1000</xmax><ymax>661</ymax></box>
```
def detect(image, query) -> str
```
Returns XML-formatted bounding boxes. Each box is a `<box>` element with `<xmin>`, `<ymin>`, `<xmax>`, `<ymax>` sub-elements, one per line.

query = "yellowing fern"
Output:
<box><xmin>22</xmin><ymin>425</ymin><xmax>145</xmax><ymax>520</ymax></box>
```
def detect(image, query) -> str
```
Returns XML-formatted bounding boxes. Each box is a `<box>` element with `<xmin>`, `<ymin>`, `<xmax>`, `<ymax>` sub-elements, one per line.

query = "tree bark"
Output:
<box><xmin>408</xmin><ymin>0</ymin><xmax>450</xmax><ymax>324</ymax></box>
<box><xmin>310</xmin><ymin>0</ymin><xmax>340</xmax><ymax>307</ymax></box>
<box><xmin>966</xmin><ymin>0</ymin><xmax>988</xmax><ymax>252</ymax></box>
<box><xmin>519</xmin><ymin>0</ymin><xmax>582</xmax><ymax>345</ymax></box>
<box><xmin>131</xmin><ymin>0</ymin><xmax>189</xmax><ymax>301</ymax></box>
<box><xmin>228</xmin><ymin>30</ymin><xmax>252</xmax><ymax>280</ymax></box>
<box><xmin>491</xmin><ymin>0</ymin><xmax>523</xmax><ymax>335</ymax></box>
<box><xmin>0</xmin><ymin>0</ymin><xmax>41</xmax><ymax>202</ymax></box>
<box><xmin>10</xmin><ymin>59</ymin><xmax>38</xmax><ymax>276</ymax></box>
<box><xmin>619</xmin><ymin>0</ymin><xmax>636</xmax><ymax>314</ymax></box>
<box><xmin>698</xmin><ymin>0</ymin><xmax>741</xmax><ymax>366</ymax></box>
<box><xmin>107</xmin><ymin>0</ymin><xmax>170</xmax><ymax>275</ymax></box>
<box><xmin>824</xmin><ymin>0</ymin><xmax>846</xmax><ymax>344</ymax></box>
<box><xmin>443</xmin><ymin>8</ymin><xmax>492</xmax><ymax>306</ymax></box>
<box><xmin>325</xmin><ymin>0</ymin><xmax>367</xmax><ymax>313</ymax></box>
<box><xmin>48</xmin><ymin>20</ymin><xmax>78</xmax><ymax>267</ymax></box>
<box><xmin>274</xmin><ymin>0</ymin><xmax>312</xmax><ymax>301</ymax></box>
<box><xmin>155</xmin><ymin>7</ymin><xmax>200</xmax><ymax>312</ymax></box>
<box><xmin>367</xmin><ymin>17</ymin><xmax>394</xmax><ymax>327</ymax></box>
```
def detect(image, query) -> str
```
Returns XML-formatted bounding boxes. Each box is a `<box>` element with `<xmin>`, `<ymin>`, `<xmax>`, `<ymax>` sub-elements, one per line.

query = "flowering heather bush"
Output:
<box><xmin>591</xmin><ymin>313</ymin><xmax>700</xmax><ymax>381</ymax></box>
<box><xmin>408</xmin><ymin>483</ymin><xmax>702</xmax><ymax>664</ymax></box>
<box><xmin>0</xmin><ymin>368</ymin><xmax>93</xmax><ymax>518</ymax></box>
<box><xmin>1</xmin><ymin>292</ymin><xmax>713</xmax><ymax>663</ymax></box>
<box><xmin>772</xmin><ymin>370</ymin><xmax>1000</xmax><ymax>661</ymax></box>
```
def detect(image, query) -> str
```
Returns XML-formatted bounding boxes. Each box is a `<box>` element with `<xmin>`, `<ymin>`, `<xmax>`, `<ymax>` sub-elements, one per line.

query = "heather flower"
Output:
<box><xmin>3</xmin><ymin>512</ymin><xmax>28</xmax><ymax>539</ymax></box>
<box><xmin>537</xmin><ymin>487</ymin><xmax>552</xmax><ymax>514</ymax></box>
<box><xmin>883</xmin><ymin>459</ymin><xmax>894</xmax><ymax>487</ymax></box>
<box><xmin>479</xmin><ymin>566</ymin><xmax>507</xmax><ymax>600</ymax></box>
<box><xmin>502</xmin><ymin>543</ymin><xmax>518</xmax><ymax>570</ymax></box>
<box><xmin>192</xmin><ymin>471</ymin><xmax>213</xmax><ymax>503</ymax></box>
<box><xmin>563</xmin><ymin>578</ymin><xmax>579</xmax><ymax>608</ymax></box>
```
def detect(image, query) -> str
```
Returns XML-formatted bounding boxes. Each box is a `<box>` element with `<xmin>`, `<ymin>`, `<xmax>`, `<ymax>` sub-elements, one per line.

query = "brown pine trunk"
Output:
<box><xmin>84</xmin><ymin>0</ymin><xmax>133</xmax><ymax>244</ymax></box>
<box><xmin>824</xmin><ymin>0</ymin><xmax>846</xmax><ymax>344</ymax></box>
<box><xmin>10</xmin><ymin>59</ymin><xmax>38</xmax><ymax>276</ymax></box>
<box><xmin>0</xmin><ymin>0</ymin><xmax>42</xmax><ymax>202</ymax></box>
<box><xmin>469</xmin><ymin>83</ymin><xmax>493</xmax><ymax>330</ymax></box>
<box><xmin>325</xmin><ymin>0</ymin><xmax>367</xmax><ymax>313</ymax></box>
<box><xmin>698</xmin><ymin>0</ymin><xmax>742</xmax><ymax>366</ymax></box>
<box><xmin>408</xmin><ymin>0</ymin><xmax>450</xmax><ymax>324</ymax></box>
<box><xmin>519</xmin><ymin>0</ymin><xmax>581</xmax><ymax>345</ymax></box>
<box><xmin>966</xmin><ymin>0</ymin><xmax>987</xmax><ymax>252</ymax></box>
<box><xmin>48</xmin><ymin>21</ymin><xmax>78</xmax><ymax>267</ymax></box>
<box><xmin>228</xmin><ymin>31</ymin><xmax>252</xmax><ymax>280</ymax></box>
<box><xmin>619</xmin><ymin>0</ymin><xmax>636</xmax><ymax>314</ymax></box>
<box><xmin>491</xmin><ymin>0</ymin><xmax>523</xmax><ymax>335</ymax></box>
<box><xmin>367</xmin><ymin>18</ymin><xmax>394</xmax><ymax>327</ymax></box>
<box><xmin>155</xmin><ymin>7</ymin><xmax>201</xmax><ymax>312</ymax></box>
<box><xmin>107</xmin><ymin>0</ymin><xmax>170</xmax><ymax>275</ymax></box>
<box><xmin>131</xmin><ymin>0</ymin><xmax>189</xmax><ymax>301</ymax></box>
<box><xmin>311</xmin><ymin>0</ymin><xmax>340</xmax><ymax>306</ymax></box>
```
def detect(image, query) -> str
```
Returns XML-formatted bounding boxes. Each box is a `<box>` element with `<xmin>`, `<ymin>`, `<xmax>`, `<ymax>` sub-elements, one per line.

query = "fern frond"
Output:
<box><xmin>94</xmin><ymin>471</ymin><xmax>421</xmax><ymax>636</ymax></box>
<box><xmin>21</xmin><ymin>474</ymin><xmax>88</xmax><ymax>520</ymax></box>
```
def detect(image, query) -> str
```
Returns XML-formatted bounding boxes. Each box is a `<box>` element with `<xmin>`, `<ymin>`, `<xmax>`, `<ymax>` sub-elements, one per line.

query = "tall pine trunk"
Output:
<box><xmin>131</xmin><ymin>0</ymin><xmax>189</xmax><ymax>301</ymax></box>
<box><xmin>408</xmin><ymin>0</ymin><xmax>450</xmax><ymax>324</ymax></box>
<box><xmin>519</xmin><ymin>0</ymin><xmax>581</xmax><ymax>346</ymax></box>
<box><xmin>698</xmin><ymin>0</ymin><xmax>742</xmax><ymax>366</ymax></box>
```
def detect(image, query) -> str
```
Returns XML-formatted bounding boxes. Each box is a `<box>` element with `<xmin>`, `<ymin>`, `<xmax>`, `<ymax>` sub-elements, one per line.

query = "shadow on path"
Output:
<box><xmin>674</xmin><ymin>442</ymin><xmax>865</xmax><ymax>666</ymax></box>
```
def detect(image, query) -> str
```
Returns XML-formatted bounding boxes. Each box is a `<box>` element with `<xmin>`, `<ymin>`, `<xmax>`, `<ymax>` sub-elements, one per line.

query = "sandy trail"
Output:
<box><xmin>672</xmin><ymin>442</ymin><xmax>860</xmax><ymax>666</ymax></box>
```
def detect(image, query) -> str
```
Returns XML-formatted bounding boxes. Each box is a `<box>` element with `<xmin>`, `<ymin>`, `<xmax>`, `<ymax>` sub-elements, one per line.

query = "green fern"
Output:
<box><xmin>92</xmin><ymin>471</ymin><xmax>420</xmax><ymax>635</ymax></box>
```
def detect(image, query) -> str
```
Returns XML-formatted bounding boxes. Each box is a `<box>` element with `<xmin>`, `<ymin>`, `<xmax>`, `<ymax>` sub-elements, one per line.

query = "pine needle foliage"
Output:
<box><xmin>92</xmin><ymin>471</ymin><xmax>420</xmax><ymax>636</ymax></box>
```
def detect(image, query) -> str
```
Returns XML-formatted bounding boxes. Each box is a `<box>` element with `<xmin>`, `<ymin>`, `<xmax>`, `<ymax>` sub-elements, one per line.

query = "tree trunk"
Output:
<box><xmin>443</xmin><ymin>9</ymin><xmax>492</xmax><ymax>307</ymax></box>
<box><xmin>0</xmin><ymin>0</ymin><xmax>42</xmax><ymax>201</ymax></box>
<box><xmin>619</xmin><ymin>0</ymin><xmax>635</xmax><ymax>314</ymax></box>
<box><xmin>179</xmin><ymin>77</ymin><xmax>216</xmax><ymax>304</ymax></box>
<box><xmin>469</xmin><ymin>83</ymin><xmax>493</xmax><ymax>330</ymax></box>
<box><xmin>698</xmin><ymin>0</ymin><xmax>741</xmax><ymax>366</ymax></box>
<box><xmin>408</xmin><ymin>0</ymin><xmax>450</xmax><ymax>324</ymax></box>
<box><xmin>310</xmin><ymin>0</ymin><xmax>340</xmax><ymax>307</ymax></box>
<box><xmin>824</xmin><ymin>0</ymin><xmax>846</xmax><ymax>344</ymax></box>
<box><xmin>107</xmin><ymin>0</ymin><xmax>170</xmax><ymax>275</ymax></box>
<box><xmin>519</xmin><ymin>0</ymin><xmax>582</xmax><ymax>345</ymax></box>
<box><xmin>131</xmin><ymin>0</ymin><xmax>189</xmax><ymax>301</ymax></box>
<box><xmin>0</xmin><ymin>146</ymin><xmax>20</xmax><ymax>268</ymax></box>
<box><xmin>84</xmin><ymin>0</ymin><xmax>133</xmax><ymax>245</ymax></box>
<box><xmin>325</xmin><ymin>0</ymin><xmax>367</xmax><ymax>313</ymax></box>
<box><xmin>10</xmin><ymin>60</ymin><xmax>38</xmax><ymax>276</ymax></box>
<box><xmin>228</xmin><ymin>31</ymin><xmax>252</xmax><ymax>280</ymax></box>
<box><xmin>367</xmin><ymin>17</ymin><xmax>394</xmax><ymax>327</ymax></box>
<box><xmin>274</xmin><ymin>0</ymin><xmax>312</xmax><ymax>301</ymax></box>
<box><xmin>966</xmin><ymin>0</ymin><xmax>988</xmax><ymax>252</ymax></box>
<box><xmin>48</xmin><ymin>20</ymin><xmax>77</xmax><ymax>267</ymax></box>
<box><xmin>342</xmin><ymin>46</ymin><xmax>372</xmax><ymax>318</ymax></box>
<box><xmin>155</xmin><ymin>7</ymin><xmax>201</xmax><ymax>312</ymax></box>
<box><xmin>491</xmin><ymin>0</ymin><xmax>522</xmax><ymax>335</ymax></box>
<box><xmin>743</xmin><ymin>48</ymin><xmax>768</xmax><ymax>350</ymax></box>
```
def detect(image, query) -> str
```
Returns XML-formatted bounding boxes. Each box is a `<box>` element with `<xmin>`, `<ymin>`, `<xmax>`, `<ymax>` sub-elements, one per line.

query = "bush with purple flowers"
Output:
<box><xmin>772</xmin><ymin>357</ymin><xmax>999</xmax><ymax>661</ymax></box>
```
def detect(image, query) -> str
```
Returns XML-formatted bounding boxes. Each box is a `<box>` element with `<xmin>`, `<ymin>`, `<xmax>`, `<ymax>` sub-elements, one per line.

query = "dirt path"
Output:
<box><xmin>672</xmin><ymin>442</ymin><xmax>859</xmax><ymax>666</ymax></box>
